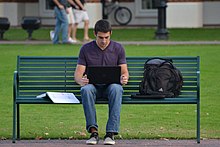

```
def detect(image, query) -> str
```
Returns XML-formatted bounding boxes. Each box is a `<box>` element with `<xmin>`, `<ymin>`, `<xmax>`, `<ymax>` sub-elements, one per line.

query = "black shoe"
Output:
<box><xmin>104</xmin><ymin>132</ymin><xmax>115</xmax><ymax>145</ymax></box>
<box><xmin>86</xmin><ymin>132</ymin><xmax>99</xmax><ymax>145</ymax></box>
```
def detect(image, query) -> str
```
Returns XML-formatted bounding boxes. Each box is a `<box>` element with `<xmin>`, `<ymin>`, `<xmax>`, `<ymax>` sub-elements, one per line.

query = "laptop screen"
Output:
<box><xmin>86</xmin><ymin>66</ymin><xmax>121</xmax><ymax>84</ymax></box>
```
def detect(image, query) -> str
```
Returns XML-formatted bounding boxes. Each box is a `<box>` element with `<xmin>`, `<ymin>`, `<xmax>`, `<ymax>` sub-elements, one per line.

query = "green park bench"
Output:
<box><xmin>13</xmin><ymin>56</ymin><xmax>200</xmax><ymax>143</ymax></box>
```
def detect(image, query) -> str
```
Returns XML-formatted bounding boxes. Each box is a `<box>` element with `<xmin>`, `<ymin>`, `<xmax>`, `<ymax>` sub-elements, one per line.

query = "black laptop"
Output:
<box><xmin>87</xmin><ymin>66</ymin><xmax>121</xmax><ymax>84</ymax></box>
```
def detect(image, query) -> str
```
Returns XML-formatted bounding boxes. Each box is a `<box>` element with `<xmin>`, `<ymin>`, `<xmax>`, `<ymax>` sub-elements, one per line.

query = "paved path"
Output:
<box><xmin>1</xmin><ymin>40</ymin><xmax>220</xmax><ymax>45</ymax></box>
<box><xmin>1</xmin><ymin>139</ymin><xmax>220</xmax><ymax>147</ymax></box>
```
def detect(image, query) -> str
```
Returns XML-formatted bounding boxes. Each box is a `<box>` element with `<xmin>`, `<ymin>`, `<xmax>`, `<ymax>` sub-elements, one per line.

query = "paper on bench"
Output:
<box><xmin>36</xmin><ymin>92</ymin><xmax>80</xmax><ymax>103</ymax></box>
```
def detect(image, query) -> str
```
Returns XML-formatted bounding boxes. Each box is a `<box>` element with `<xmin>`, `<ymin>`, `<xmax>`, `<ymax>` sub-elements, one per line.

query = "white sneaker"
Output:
<box><xmin>50</xmin><ymin>30</ymin><xmax>54</xmax><ymax>40</ymax></box>
<box><xmin>68</xmin><ymin>37</ymin><xmax>77</xmax><ymax>43</ymax></box>
<box><xmin>72</xmin><ymin>38</ymin><xmax>82</xmax><ymax>43</ymax></box>
<box><xmin>104</xmin><ymin>133</ymin><xmax>115</xmax><ymax>145</ymax></box>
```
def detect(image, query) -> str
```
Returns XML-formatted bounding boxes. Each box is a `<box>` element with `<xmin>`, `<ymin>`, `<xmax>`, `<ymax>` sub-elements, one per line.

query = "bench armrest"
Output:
<box><xmin>196</xmin><ymin>56</ymin><xmax>200</xmax><ymax>100</ymax></box>
<box><xmin>13</xmin><ymin>71</ymin><xmax>18</xmax><ymax>101</ymax></box>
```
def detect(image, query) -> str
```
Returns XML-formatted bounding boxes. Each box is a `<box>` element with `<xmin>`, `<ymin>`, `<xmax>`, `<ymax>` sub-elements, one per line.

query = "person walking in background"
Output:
<box><xmin>74</xmin><ymin>19</ymin><xmax>129</xmax><ymax>145</ymax></box>
<box><xmin>67</xmin><ymin>4</ymin><xmax>75</xmax><ymax>43</ymax></box>
<box><xmin>70</xmin><ymin>0</ymin><xmax>92</xmax><ymax>43</ymax></box>
<box><xmin>52</xmin><ymin>0</ymin><xmax>73</xmax><ymax>44</ymax></box>
<box><xmin>67</xmin><ymin>0</ymin><xmax>85</xmax><ymax>43</ymax></box>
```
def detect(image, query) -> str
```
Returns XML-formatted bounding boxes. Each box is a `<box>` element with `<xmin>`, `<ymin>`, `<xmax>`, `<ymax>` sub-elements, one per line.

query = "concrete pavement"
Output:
<box><xmin>0</xmin><ymin>139</ymin><xmax>220</xmax><ymax>147</ymax></box>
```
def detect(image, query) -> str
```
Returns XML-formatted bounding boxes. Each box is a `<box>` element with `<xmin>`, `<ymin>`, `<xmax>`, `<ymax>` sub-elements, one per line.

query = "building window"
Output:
<box><xmin>142</xmin><ymin>0</ymin><xmax>156</xmax><ymax>9</ymax></box>
<box><xmin>39</xmin><ymin>0</ymin><xmax>54</xmax><ymax>17</ymax></box>
<box><xmin>46</xmin><ymin>0</ymin><xmax>54</xmax><ymax>10</ymax></box>
<box><xmin>135</xmin><ymin>0</ymin><xmax>157</xmax><ymax>17</ymax></box>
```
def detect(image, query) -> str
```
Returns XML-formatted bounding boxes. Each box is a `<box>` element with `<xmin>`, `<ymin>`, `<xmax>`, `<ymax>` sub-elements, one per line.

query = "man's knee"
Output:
<box><xmin>109</xmin><ymin>84</ymin><xmax>123</xmax><ymax>93</ymax></box>
<box><xmin>81</xmin><ymin>84</ymin><xmax>96</xmax><ymax>94</ymax></box>
<box><xmin>107</xmin><ymin>84</ymin><xmax>123</xmax><ymax>103</ymax></box>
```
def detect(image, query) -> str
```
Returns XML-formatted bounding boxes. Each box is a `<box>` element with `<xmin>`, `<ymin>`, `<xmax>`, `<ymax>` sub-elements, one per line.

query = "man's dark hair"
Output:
<box><xmin>94</xmin><ymin>19</ymin><xmax>112</xmax><ymax>35</ymax></box>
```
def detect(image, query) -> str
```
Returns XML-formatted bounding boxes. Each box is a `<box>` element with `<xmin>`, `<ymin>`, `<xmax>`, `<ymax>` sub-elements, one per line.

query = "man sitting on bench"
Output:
<box><xmin>74</xmin><ymin>19</ymin><xmax>129</xmax><ymax>145</ymax></box>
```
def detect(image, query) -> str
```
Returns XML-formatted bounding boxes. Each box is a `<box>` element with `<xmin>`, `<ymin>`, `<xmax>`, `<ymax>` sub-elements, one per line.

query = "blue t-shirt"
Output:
<box><xmin>77</xmin><ymin>40</ymin><xmax>127</xmax><ymax>66</ymax></box>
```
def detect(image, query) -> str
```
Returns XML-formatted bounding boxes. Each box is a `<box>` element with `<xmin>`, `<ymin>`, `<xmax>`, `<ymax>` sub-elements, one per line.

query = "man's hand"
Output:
<box><xmin>79</xmin><ymin>75</ymin><xmax>89</xmax><ymax>86</ymax></box>
<box><xmin>121</xmin><ymin>75</ymin><xmax>128</xmax><ymax>85</ymax></box>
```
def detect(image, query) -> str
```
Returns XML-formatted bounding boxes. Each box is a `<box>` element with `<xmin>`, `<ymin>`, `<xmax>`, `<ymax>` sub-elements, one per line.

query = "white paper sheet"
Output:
<box><xmin>36</xmin><ymin>92</ymin><xmax>80</xmax><ymax>103</ymax></box>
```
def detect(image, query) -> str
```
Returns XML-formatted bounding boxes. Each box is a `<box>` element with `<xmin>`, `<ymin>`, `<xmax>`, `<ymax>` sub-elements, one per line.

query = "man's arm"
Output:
<box><xmin>74</xmin><ymin>64</ymin><xmax>89</xmax><ymax>86</ymax></box>
<box><xmin>68</xmin><ymin>0</ymin><xmax>85</xmax><ymax>10</ymax></box>
<box><xmin>120</xmin><ymin>64</ymin><xmax>129</xmax><ymax>85</ymax></box>
<box><xmin>53</xmin><ymin>0</ymin><xmax>65</xmax><ymax>9</ymax></box>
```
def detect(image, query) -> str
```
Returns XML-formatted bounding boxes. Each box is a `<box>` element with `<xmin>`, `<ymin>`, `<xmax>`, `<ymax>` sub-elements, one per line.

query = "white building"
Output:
<box><xmin>0</xmin><ymin>0</ymin><xmax>220</xmax><ymax>28</ymax></box>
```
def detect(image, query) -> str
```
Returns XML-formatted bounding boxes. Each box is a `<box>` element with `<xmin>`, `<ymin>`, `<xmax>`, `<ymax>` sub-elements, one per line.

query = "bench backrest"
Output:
<box><xmin>16</xmin><ymin>56</ymin><xmax>200</xmax><ymax>103</ymax></box>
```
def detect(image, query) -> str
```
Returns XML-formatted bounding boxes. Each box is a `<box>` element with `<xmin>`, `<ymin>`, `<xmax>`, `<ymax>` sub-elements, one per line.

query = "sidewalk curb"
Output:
<box><xmin>1</xmin><ymin>139</ymin><xmax>220</xmax><ymax>147</ymax></box>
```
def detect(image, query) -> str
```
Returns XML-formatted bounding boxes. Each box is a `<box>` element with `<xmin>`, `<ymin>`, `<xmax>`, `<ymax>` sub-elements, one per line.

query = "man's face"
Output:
<box><xmin>95</xmin><ymin>31</ymin><xmax>111</xmax><ymax>49</ymax></box>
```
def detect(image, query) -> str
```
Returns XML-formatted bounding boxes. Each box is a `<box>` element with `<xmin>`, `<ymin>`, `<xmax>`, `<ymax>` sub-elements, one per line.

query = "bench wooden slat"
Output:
<box><xmin>19</xmin><ymin>73</ymin><xmax>72</xmax><ymax>76</ymax></box>
<box><xmin>20</xmin><ymin>77</ymin><xmax>74</xmax><ymax>81</ymax></box>
<box><xmin>129</xmin><ymin>72</ymin><xmax>198</xmax><ymax>77</ymax></box>
<box><xmin>16</xmin><ymin>98</ymin><xmax>198</xmax><ymax>104</ymax></box>
<box><xmin>19</xmin><ymin>82</ymin><xmax>76</xmax><ymax>85</ymax></box>
<box><xmin>20</xmin><ymin>68</ymin><xmax>76</xmax><ymax>71</ymax></box>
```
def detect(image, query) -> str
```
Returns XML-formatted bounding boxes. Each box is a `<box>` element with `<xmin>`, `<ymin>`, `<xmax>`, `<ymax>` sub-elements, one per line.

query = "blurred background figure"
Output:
<box><xmin>67</xmin><ymin>0</ymin><xmax>85</xmax><ymax>43</ymax></box>
<box><xmin>52</xmin><ymin>0</ymin><xmax>72</xmax><ymax>44</ymax></box>
<box><xmin>71</xmin><ymin>0</ymin><xmax>92</xmax><ymax>43</ymax></box>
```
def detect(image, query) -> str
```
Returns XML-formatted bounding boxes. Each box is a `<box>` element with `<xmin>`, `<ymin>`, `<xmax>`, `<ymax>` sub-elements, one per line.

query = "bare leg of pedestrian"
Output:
<box><xmin>72</xmin><ymin>23</ymin><xmax>81</xmax><ymax>43</ymax></box>
<box><xmin>83</xmin><ymin>20</ymin><xmax>92</xmax><ymax>42</ymax></box>
<box><xmin>67</xmin><ymin>7</ymin><xmax>75</xmax><ymax>43</ymax></box>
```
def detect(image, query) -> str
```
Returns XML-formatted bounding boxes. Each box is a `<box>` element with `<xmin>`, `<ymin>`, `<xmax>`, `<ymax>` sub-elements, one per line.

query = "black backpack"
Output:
<box><xmin>139</xmin><ymin>58</ymin><xmax>183</xmax><ymax>97</ymax></box>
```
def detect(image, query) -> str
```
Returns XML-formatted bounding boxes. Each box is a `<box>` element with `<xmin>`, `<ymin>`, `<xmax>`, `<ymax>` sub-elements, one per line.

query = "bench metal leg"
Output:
<box><xmin>12</xmin><ymin>102</ymin><xmax>16</xmax><ymax>143</ymax></box>
<box><xmin>12</xmin><ymin>103</ymin><xmax>20</xmax><ymax>143</ymax></box>
<box><xmin>197</xmin><ymin>102</ymin><xmax>200</xmax><ymax>143</ymax></box>
<box><xmin>17</xmin><ymin>104</ymin><xmax>20</xmax><ymax>140</ymax></box>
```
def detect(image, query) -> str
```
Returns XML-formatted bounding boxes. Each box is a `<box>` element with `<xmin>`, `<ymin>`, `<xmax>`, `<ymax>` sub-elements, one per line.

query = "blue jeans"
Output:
<box><xmin>53</xmin><ymin>6</ymin><xmax>68</xmax><ymax>44</ymax></box>
<box><xmin>81</xmin><ymin>84</ymin><xmax>123</xmax><ymax>134</ymax></box>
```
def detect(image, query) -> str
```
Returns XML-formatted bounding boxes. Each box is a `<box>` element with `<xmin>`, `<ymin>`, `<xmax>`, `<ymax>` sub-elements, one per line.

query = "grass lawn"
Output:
<box><xmin>0</xmin><ymin>44</ymin><xmax>220</xmax><ymax>140</ymax></box>
<box><xmin>3</xmin><ymin>27</ymin><xmax>220</xmax><ymax>41</ymax></box>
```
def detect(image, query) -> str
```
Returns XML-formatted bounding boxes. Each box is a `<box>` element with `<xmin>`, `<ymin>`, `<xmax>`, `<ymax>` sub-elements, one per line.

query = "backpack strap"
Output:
<box><xmin>145</xmin><ymin>58</ymin><xmax>174</xmax><ymax>69</ymax></box>
<box><xmin>159</xmin><ymin>61</ymin><xmax>175</xmax><ymax>69</ymax></box>
<box><xmin>146</xmin><ymin>57</ymin><xmax>172</xmax><ymax>63</ymax></box>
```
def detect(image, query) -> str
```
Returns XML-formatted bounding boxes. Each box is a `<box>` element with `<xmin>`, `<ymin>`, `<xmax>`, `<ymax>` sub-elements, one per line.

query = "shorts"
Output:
<box><xmin>67</xmin><ymin>7</ymin><xmax>75</xmax><ymax>24</ymax></box>
<box><xmin>73</xmin><ymin>9</ymin><xmax>89</xmax><ymax>24</ymax></box>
